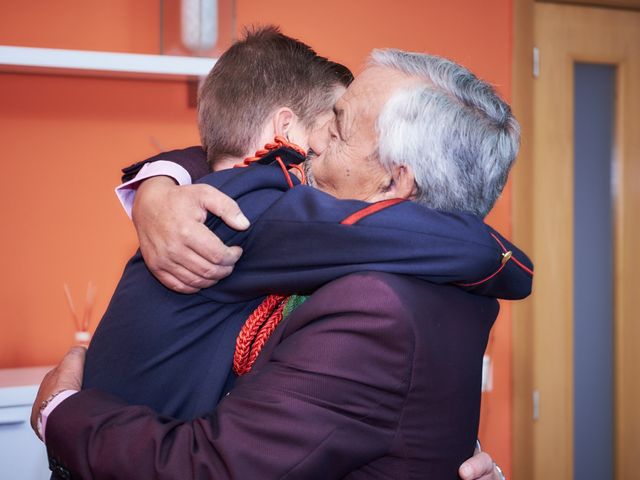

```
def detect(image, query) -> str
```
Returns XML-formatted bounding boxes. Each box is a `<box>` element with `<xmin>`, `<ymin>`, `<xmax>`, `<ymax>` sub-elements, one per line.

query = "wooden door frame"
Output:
<box><xmin>511</xmin><ymin>1</ymin><xmax>535</xmax><ymax>479</ymax></box>
<box><xmin>512</xmin><ymin>2</ymin><xmax>640</xmax><ymax>479</ymax></box>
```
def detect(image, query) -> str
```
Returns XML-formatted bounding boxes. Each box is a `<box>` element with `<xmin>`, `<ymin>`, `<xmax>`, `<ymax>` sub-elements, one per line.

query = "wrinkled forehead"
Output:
<box><xmin>338</xmin><ymin>66</ymin><xmax>422</xmax><ymax>117</ymax></box>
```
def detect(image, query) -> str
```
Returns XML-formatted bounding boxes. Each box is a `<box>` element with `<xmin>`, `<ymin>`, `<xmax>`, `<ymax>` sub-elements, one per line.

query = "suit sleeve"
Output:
<box><xmin>45</xmin><ymin>276</ymin><xmax>412</xmax><ymax>480</ymax></box>
<box><xmin>203</xmin><ymin>185</ymin><xmax>533</xmax><ymax>302</ymax></box>
<box><xmin>121</xmin><ymin>146</ymin><xmax>210</xmax><ymax>183</ymax></box>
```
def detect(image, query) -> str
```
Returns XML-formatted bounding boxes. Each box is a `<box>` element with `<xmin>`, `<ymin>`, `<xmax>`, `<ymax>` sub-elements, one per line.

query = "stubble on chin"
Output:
<box><xmin>303</xmin><ymin>157</ymin><xmax>316</xmax><ymax>188</ymax></box>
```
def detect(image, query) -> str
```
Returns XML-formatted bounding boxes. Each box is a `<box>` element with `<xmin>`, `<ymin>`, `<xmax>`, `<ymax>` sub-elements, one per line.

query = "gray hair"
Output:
<box><xmin>369</xmin><ymin>49</ymin><xmax>520</xmax><ymax>217</ymax></box>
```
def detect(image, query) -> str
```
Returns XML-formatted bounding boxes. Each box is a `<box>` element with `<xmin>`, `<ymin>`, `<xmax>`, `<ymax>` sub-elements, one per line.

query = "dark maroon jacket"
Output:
<box><xmin>47</xmin><ymin>272</ymin><xmax>496</xmax><ymax>479</ymax></box>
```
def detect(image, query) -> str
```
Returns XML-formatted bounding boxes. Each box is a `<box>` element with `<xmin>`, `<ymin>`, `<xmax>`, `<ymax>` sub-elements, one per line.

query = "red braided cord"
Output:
<box><xmin>234</xmin><ymin>295</ymin><xmax>283</xmax><ymax>374</ymax></box>
<box><xmin>230</xmin><ymin>137</ymin><xmax>307</xmax><ymax>376</ymax></box>
<box><xmin>233</xmin><ymin>294</ymin><xmax>288</xmax><ymax>376</ymax></box>
<box><xmin>235</xmin><ymin>136</ymin><xmax>307</xmax><ymax>168</ymax></box>
<box><xmin>244</xmin><ymin>299</ymin><xmax>287</xmax><ymax>372</ymax></box>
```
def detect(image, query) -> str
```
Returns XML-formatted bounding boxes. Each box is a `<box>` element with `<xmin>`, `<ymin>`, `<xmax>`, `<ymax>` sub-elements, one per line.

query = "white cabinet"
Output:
<box><xmin>0</xmin><ymin>367</ymin><xmax>51</xmax><ymax>479</ymax></box>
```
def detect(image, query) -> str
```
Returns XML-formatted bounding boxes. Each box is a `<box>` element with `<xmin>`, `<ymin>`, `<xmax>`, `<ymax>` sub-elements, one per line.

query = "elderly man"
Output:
<box><xmin>34</xmin><ymin>49</ymin><xmax>525</xmax><ymax>479</ymax></box>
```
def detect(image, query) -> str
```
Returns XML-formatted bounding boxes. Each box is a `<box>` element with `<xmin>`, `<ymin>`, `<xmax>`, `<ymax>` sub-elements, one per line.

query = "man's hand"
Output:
<box><xmin>132</xmin><ymin>177</ymin><xmax>250</xmax><ymax>293</ymax></box>
<box><xmin>30</xmin><ymin>346</ymin><xmax>86</xmax><ymax>438</ymax></box>
<box><xmin>459</xmin><ymin>449</ymin><xmax>504</xmax><ymax>480</ymax></box>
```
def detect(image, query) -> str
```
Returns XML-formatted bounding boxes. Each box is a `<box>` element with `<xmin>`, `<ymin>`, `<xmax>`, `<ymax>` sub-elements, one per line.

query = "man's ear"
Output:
<box><xmin>385</xmin><ymin>164</ymin><xmax>417</xmax><ymax>200</ymax></box>
<box><xmin>272</xmin><ymin>107</ymin><xmax>295</xmax><ymax>139</ymax></box>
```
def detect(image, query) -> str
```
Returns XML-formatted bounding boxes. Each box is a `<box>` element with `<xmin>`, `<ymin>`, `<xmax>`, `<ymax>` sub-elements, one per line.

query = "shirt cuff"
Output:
<box><xmin>41</xmin><ymin>390</ymin><xmax>78</xmax><ymax>443</ymax></box>
<box><xmin>115</xmin><ymin>160</ymin><xmax>192</xmax><ymax>218</ymax></box>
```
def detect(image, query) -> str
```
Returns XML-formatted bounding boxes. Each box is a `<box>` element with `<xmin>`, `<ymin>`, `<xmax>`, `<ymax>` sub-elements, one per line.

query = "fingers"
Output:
<box><xmin>198</xmin><ymin>185</ymin><xmax>250</xmax><ymax>231</ymax></box>
<box><xmin>147</xmin><ymin>217</ymin><xmax>241</xmax><ymax>291</ymax></box>
<box><xmin>153</xmin><ymin>271</ymin><xmax>200</xmax><ymax>294</ymax></box>
<box><xmin>58</xmin><ymin>346</ymin><xmax>87</xmax><ymax>388</ymax></box>
<box><xmin>132</xmin><ymin>180</ymin><xmax>246</xmax><ymax>293</ymax></box>
<box><xmin>151</xmin><ymin>260</ymin><xmax>235</xmax><ymax>293</ymax></box>
<box><xmin>31</xmin><ymin>347</ymin><xmax>87</xmax><ymax>438</ymax></box>
<box><xmin>185</xmin><ymin>223</ymin><xmax>243</xmax><ymax>268</ymax></box>
<box><xmin>147</xmin><ymin>228</ymin><xmax>241</xmax><ymax>291</ymax></box>
<box><xmin>63</xmin><ymin>346</ymin><xmax>87</xmax><ymax>363</ymax></box>
<box><xmin>459</xmin><ymin>452</ymin><xmax>495</xmax><ymax>480</ymax></box>
<box><xmin>160</xmin><ymin>250</ymin><xmax>237</xmax><ymax>291</ymax></box>
<box><xmin>153</xmin><ymin>260</ymin><xmax>232</xmax><ymax>294</ymax></box>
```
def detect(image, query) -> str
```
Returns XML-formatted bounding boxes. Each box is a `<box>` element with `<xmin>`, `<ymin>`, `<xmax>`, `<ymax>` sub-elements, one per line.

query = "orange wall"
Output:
<box><xmin>0</xmin><ymin>0</ymin><xmax>200</xmax><ymax>370</ymax></box>
<box><xmin>1</xmin><ymin>0</ymin><xmax>514</xmax><ymax>475</ymax></box>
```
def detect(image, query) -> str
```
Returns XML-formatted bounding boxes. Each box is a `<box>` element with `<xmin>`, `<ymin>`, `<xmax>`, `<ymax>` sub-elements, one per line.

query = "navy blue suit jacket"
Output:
<box><xmin>84</xmin><ymin>159</ymin><xmax>532</xmax><ymax>420</ymax></box>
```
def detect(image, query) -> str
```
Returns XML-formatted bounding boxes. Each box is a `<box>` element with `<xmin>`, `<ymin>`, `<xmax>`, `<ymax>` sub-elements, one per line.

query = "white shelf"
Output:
<box><xmin>0</xmin><ymin>45</ymin><xmax>216</xmax><ymax>80</ymax></box>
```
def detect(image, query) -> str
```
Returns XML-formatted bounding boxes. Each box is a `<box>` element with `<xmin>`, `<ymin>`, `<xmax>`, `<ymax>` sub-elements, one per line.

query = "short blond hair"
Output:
<box><xmin>198</xmin><ymin>26</ymin><xmax>352</xmax><ymax>166</ymax></box>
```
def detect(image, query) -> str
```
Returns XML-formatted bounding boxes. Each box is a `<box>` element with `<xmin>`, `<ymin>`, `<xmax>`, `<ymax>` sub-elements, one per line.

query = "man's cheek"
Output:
<box><xmin>331</xmin><ymin>139</ymin><xmax>348</xmax><ymax>160</ymax></box>
<box><xmin>309</xmin><ymin>127</ymin><xmax>331</xmax><ymax>155</ymax></box>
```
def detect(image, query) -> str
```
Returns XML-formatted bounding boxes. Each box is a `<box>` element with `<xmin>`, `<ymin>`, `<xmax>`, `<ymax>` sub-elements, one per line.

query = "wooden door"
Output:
<box><xmin>529</xmin><ymin>3</ymin><xmax>640</xmax><ymax>479</ymax></box>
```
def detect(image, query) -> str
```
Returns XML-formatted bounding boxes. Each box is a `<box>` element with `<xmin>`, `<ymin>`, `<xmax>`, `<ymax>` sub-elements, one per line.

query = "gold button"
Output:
<box><xmin>501</xmin><ymin>251</ymin><xmax>513</xmax><ymax>265</ymax></box>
